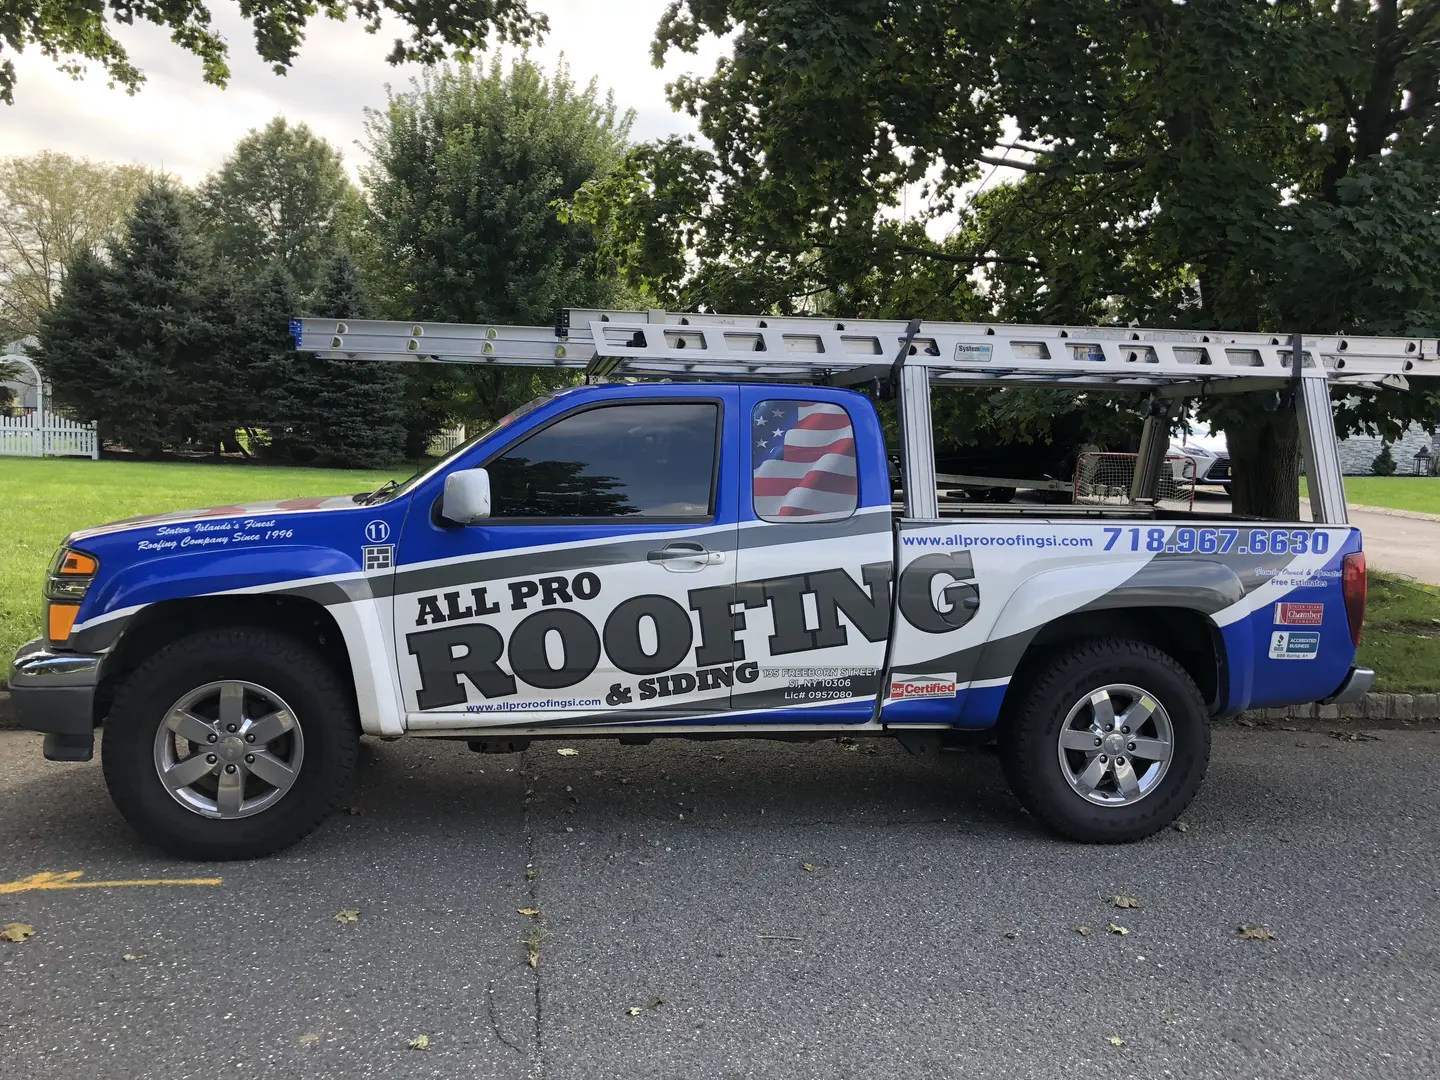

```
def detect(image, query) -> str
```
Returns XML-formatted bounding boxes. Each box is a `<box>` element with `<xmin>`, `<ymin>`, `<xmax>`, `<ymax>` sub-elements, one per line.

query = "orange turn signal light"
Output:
<box><xmin>59</xmin><ymin>551</ymin><xmax>98</xmax><ymax>575</ymax></box>
<box><xmin>47</xmin><ymin>603</ymin><xmax>80</xmax><ymax>643</ymax></box>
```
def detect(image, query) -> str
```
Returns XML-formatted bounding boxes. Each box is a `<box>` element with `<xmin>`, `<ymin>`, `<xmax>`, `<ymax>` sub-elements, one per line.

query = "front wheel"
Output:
<box><xmin>102</xmin><ymin>628</ymin><xmax>359</xmax><ymax>859</ymax></box>
<box><xmin>999</xmin><ymin>638</ymin><xmax>1210</xmax><ymax>843</ymax></box>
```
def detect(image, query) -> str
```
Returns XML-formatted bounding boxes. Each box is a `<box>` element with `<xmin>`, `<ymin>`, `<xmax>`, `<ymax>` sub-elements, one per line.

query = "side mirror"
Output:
<box><xmin>442</xmin><ymin>468</ymin><xmax>491</xmax><ymax>524</ymax></box>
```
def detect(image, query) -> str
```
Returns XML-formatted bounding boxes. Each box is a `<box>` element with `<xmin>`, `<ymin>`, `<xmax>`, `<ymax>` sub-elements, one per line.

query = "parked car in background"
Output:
<box><xmin>1171</xmin><ymin>441</ymin><xmax>1231</xmax><ymax>488</ymax></box>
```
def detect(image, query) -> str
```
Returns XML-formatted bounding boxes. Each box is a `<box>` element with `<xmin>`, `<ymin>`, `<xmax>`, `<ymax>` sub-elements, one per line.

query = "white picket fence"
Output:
<box><xmin>0</xmin><ymin>410</ymin><xmax>99</xmax><ymax>459</ymax></box>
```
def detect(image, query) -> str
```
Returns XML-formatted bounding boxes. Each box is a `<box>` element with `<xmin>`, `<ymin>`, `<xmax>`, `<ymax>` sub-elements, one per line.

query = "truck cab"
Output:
<box><xmin>11</xmin><ymin>311</ymin><xmax>1393</xmax><ymax>859</ymax></box>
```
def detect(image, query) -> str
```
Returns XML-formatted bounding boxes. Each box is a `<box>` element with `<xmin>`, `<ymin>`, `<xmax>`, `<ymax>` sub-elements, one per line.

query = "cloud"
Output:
<box><xmin>1</xmin><ymin>0</ymin><xmax>722</xmax><ymax>183</ymax></box>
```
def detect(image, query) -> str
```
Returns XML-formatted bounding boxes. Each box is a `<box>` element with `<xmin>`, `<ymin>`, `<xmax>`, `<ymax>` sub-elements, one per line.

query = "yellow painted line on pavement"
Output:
<box><xmin>0</xmin><ymin>871</ymin><xmax>222</xmax><ymax>895</ymax></box>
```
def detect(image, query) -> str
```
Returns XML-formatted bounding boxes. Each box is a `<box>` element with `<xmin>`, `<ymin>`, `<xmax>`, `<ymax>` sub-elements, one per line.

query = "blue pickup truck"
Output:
<box><xmin>10</xmin><ymin>312</ymin><xmax>1383</xmax><ymax>859</ymax></box>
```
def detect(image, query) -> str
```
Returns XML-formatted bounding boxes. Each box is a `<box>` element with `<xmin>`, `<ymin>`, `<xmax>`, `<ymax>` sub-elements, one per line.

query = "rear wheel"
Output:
<box><xmin>999</xmin><ymin>638</ymin><xmax>1209</xmax><ymax>843</ymax></box>
<box><xmin>102</xmin><ymin>628</ymin><xmax>358</xmax><ymax>859</ymax></box>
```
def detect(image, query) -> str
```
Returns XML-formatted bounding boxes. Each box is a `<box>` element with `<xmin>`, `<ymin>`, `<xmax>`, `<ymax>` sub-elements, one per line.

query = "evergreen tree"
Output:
<box><xmin>1372</xmin><ymin>443</ymin><xmax>1398</xmax><ymax>477</ymax></box>
<box><xmin>110</xmin><ymin>184</ymin><xmax>212</xmax><ymax>453</ymax></box>
<box><xmin>241</xmin><ymin>262</ymin><xmax>303</xmax><ymax>461</ymax></box>
<box><xmin>301</xmin><ymin>251</ymin><xmax>407</xmax><ymax>468</ymax></box>
<box><xmin>190</xmin><ymin>261</ymin><xmax>252</xmax><ymax>455</ymax></box>
<box><xmin>37</xmin><ymin>184</ymin><xmax>212</xmax><ymax>454</ymax></box>
<box><xmin>32</xmin><ymin>249</ymin><xmax>122</xmax><ymax>437</ymax></box>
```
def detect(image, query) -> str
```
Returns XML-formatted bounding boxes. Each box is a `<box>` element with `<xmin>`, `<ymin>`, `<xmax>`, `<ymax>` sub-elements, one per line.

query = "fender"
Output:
<box><xmin>961</xmin><ymin>558</ymin><xmax>1244</xmax><ymax>723</ymax></box>
<box><xmin>69</xmin><ymin>544</ymin><xmax>405</xmax><ymax>737</ymax></box>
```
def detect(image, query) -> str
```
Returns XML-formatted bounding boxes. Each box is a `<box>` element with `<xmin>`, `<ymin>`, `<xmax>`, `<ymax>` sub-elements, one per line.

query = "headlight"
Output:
<box><xmin>44</xmin><ymin>547</ymin><xmax>99</xmax><ymax>645</ymax></box>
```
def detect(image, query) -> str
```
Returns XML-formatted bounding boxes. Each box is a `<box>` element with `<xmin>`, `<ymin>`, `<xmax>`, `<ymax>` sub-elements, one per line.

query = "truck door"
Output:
<box><xmin>729</xmin><ymin>387</ymin><xmax>893</xmax><ymax>723</ymax></box>
<box><xmin>394</xmin><ymin>389</ymin><xmax>739</xmax><ymax>729</ymax></box>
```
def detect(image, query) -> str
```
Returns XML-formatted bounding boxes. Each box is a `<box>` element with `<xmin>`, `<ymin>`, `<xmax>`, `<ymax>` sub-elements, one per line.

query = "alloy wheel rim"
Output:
<box><xmin>1056</xmin><ymin>682</ymin><xmax>1174</xmax><ymax>807</ymax></box>
<box><xmin>152</xmin><ymin>680</ymin><xmax>305</xmax><ymax>819</ymax></box>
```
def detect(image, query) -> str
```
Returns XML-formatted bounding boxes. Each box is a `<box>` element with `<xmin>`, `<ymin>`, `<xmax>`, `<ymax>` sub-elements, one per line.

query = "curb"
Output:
<box><xmin>1347</xmin><ymin>503</ymin><xmax>1440</xmax><ymax>523</ymax></box>
<box><xmin>1236</xmin><ymin>691</ymin><xmax>1439</xmax><ymax>723</ymax></box>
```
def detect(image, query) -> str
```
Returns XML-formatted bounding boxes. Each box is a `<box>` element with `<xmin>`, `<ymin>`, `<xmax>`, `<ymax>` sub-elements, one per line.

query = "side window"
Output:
<box><xmin>751</xmin><ymin>399</ymin><xmax>857</xmax><ymax>522</ymax></box>
<box><xmin>488</xmin><ymin>402</ymin><xmax>718</xmax><ymax>519</ymax></box>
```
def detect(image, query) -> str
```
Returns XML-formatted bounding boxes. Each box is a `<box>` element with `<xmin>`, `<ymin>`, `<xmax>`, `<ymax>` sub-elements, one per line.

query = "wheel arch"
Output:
<box><xmin>977</xmin><ymin>558</ymin><xmax>1241</xmax><ymax>719</ymax></box>
<box><xmin>1011</xmin><ymin>605</ymin><xmax>1226</xmax><ymax>716</ymax></box>
<box><xmin>94</xmin><ymin>595</ymin><xmax>362</xmax><ymax>730</ymax></box>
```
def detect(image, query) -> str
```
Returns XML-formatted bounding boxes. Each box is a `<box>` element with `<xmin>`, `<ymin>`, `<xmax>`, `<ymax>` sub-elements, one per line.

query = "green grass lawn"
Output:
<box><xmin>1</xmin><ymin>457</ymin><xmax>409</xmax><ymax>681</ymax></box>
<box><xmin>1303</xmin><ymin>476</ymin><xmax>1440</xmax><ymax>515</ymax></box>
<box><xmin>1358</xmin><ymin>571</ymin><xmax>1440</xmax><ymax>694</ymax></box>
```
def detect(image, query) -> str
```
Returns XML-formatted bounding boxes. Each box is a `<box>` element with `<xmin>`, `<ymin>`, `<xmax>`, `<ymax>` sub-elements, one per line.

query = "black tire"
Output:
<box><xmin>102</xmin><ymin>628</ymin><xmax>359</xmax><ymax>860</ymax></box>
<box><xmin>998</xmin><ymin>637</ymin><xmax>1210</xmax><ymax>843</ymax></box>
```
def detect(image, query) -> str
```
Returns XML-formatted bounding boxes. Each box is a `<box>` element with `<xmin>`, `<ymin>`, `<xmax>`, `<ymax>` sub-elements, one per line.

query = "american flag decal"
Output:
<box><xmin>752</xmin><ymin>400</ymin><xmax>858</xmax><ymax>521</ymax></box>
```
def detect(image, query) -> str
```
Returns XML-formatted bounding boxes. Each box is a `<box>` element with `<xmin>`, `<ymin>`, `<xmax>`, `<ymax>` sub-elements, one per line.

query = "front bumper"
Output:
<box><xmin>9</xmin><ymin>639</ymin><xmax>101</xmax><ymax>761</ymax></box>
<box><xmin>1323</xmin><ymin>666</ymin><xmax>1376</xmax><ymax>705</ymax></box>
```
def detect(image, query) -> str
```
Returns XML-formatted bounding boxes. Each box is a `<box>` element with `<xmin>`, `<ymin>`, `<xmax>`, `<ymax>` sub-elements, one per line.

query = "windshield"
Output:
<box><xmin>374</xmin><ymin>392</ymin><xmax>561</xmax><ymax>503</ymax></box>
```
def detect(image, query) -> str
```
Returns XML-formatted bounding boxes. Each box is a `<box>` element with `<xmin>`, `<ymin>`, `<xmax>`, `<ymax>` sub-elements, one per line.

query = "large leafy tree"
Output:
<box><xmin>0</xmin><ymin>152</ymin><xmax>150</xmax><ymax>341</ymax></box>
<box><xmin>593</xmin><ymin>0</ymin><xmax>1440</xmax><ymax>516</ymax></box>
<box><xmin>362</xmin><ymin>56</ymin><xmax>635</xmax><ymax>446</ymax></box>
<box><xmin>1</xmin><ymin>0</ymin><xmax>544</xmax><ymax>105</ymax></box>
<box><xmin>196</xmin><ymin>118</ymin><xmax>364</xmax><ymax>296</ymax></box>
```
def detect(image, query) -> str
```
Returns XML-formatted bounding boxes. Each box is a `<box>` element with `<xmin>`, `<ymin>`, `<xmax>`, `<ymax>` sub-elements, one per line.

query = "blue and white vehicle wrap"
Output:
<box><xmin>39</xmin><ymin>384</ymin><xmax>1361</xmax><ymax>741</ymax></box>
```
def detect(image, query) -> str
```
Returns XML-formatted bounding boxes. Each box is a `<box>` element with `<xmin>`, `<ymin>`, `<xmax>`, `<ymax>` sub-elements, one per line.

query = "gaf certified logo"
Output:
<box><xmin>364</xmin><ymin>519</ymin><xmax>391</xmax><ymax>544</ymax></box>
<box><xmin>1275</xmin><ymin>602</ymin><xmax>1324</xmax><ymax>626</ymax></box>
<box><xmin>890</xmin><ymin>677</ymin><xmax>959</xmax><ymax>700</ymax></box>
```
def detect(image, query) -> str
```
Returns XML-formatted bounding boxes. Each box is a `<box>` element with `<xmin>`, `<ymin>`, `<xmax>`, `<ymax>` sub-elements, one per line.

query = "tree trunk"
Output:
<box><xmin>1224</xmin><ymin>409</ymin><xmax>1301</xmax><ymax>519</ymax></box>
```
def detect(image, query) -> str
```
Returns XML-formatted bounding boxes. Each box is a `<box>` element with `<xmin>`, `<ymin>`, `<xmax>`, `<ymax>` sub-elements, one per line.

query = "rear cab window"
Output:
<box><xmin>750</xmin><ymin>399</ymin><xmax>858</xmax><ymax>522</ymax></box>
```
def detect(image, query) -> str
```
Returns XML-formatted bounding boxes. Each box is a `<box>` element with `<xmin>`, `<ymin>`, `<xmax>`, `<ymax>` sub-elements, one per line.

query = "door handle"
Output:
<box><xmin>648</xmin><ymin>543</ymin><xmax>725</xmax><ymax>570</ymax></box>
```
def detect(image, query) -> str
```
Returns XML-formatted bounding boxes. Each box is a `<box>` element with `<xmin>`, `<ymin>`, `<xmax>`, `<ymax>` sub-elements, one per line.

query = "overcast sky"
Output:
<box><xmin>0</xmin><ymin>1</ymin><xmax>722</xmax><ymax>183</ymax></box>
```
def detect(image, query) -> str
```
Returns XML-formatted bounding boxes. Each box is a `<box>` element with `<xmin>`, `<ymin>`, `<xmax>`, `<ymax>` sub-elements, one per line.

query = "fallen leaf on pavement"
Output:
<box><xmin>334</xmin><ymin>910</ymin><xmax>360</xmax><ymax>924</ymax></box>
<box><xmin>299</xmin><ymin>1033</ymin><xmax>319</xmax><ymax>1046</ymax></box>
<box><xmin>1075</xmin><ymin>926</ymin><xmax>1093</xmax><ymax>936</ymax></box>
<box><xmin>1173</xmin><ymin>821</ymin><xmax>1190</xmax><ymax>833</ymax></box>
<box><xmin>627</xmin><ymin>1007</ymin><xmax>642</xmax><ymax>1016</ymax></box>
<box><xmin>1</xmin><ymin>923</ymin><xmax>34</xmax><ymax>942</ymax></box>
<box><xmin>409</xmin><ymin>1034</ymin><xmax>430</xmax><ymax>1050</ymax></box>
<box><xmin>122</xmin><ymin>953</ymin><xmax>144</xmax><ymax>962</ymax></box>
<box><xmin>1108</xmin><ymin>1035</ymin><xmax>1126</xmax><ymax>1047</ymax></box>
<box><xmin>1105</xmin><ymin>923</ymin><xmax>1130</xmax><ymax>936</ymax></box>
<box><xmin>802</xmin><ymin>863</ymin><xmax>816</xmax><ymax>873</ymax></box>
<box><xmin>525</xmin><ymin>868</ymin><xmax>537</xmax><ymax>881</ymax></box>
<box><xmin>517</xmin><ymin>908</ymin><xmax>539</xmax><ymax>917</ymax></box>
<box><xmin>1238</xmin><ymin>924</ymin><xmax>1275</xmax><ymax>941</ymax></box>
<box><xmin>1110</xmin><ymin>895</ymin><xmax>1141</xmax><ymax>909</ymax></box>
<box><xmin>557</xmin><ymin>748</ymin><xmax>580</xmax><ymax>756</ymax></box>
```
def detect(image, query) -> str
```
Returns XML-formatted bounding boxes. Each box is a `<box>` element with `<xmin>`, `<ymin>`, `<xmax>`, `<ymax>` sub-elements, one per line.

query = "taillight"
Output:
<box><xmin>1342</xmin><ymin>552</ymin><xmax>1366</xmax><ymax>647</ymax></box>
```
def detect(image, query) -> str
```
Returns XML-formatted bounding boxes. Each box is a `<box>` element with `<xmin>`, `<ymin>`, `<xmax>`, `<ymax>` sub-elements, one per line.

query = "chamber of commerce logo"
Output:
<box><xmin>1274</xmin><ymin>602</ymin><xmax>1323</xmax><ymax>626</ymax></box>
<box><xmin>363</xmin><ymin>545</ymin><xmax>394</xmax><ymax>571</ymax></box>
<box><xmin>364</xmin><ymin>520</ymin><xmax>391</xmax><ymax>544</ymax></box>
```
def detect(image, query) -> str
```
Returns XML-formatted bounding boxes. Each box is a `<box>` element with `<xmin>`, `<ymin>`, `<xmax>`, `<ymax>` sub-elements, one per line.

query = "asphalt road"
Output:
<box><xmin>2</xmin><ymin>726</ymin><xmax>1438</xmax><ymax>1080</ymax></box>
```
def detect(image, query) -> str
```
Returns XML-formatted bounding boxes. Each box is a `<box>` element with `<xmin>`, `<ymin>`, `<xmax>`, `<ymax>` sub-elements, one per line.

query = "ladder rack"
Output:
<box><xmin>291</xmin><ymin>310</ymin><xmax>1439</xmax><ymax>392</ymax></box>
